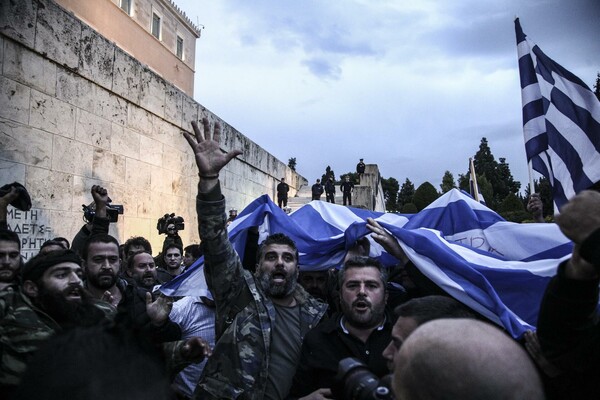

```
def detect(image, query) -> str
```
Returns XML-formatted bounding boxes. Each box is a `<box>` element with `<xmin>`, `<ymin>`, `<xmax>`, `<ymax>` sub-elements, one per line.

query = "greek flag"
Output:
<box><xmin>161</xmin><ymin>189</ymin><xmax>571</xmax><ymax>339</ymax></box>
<box><xmin>516</xmin><ymin>18</ymin><xmax>600</xmax><ymax>210</ymax></box>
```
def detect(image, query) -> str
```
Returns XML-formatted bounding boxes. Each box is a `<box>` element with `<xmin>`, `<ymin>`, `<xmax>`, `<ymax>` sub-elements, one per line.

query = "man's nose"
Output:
<box><xmin>69</xmin><ymin>272</ymin><xmax>83</xmax><ymax>284</ymax></box>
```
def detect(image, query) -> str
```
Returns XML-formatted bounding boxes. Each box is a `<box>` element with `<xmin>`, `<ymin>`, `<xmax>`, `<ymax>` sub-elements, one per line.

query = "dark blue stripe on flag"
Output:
<box><xmin>532</xmin><ymin>44</ymin><xmax>593</xmax><ymax>90</ymax></box>
<box><xmin>525</xmin><ymin>134</ymin><xmax>548</xmax><ymax>160</ymax></box>
<box><xmin>546</xmin><ymin>120</ymin><xmax>595</xmax><ymax>191</ymax></box>
<box><xmin>514</xmin><ymin>18</ymin><xmax>526</xmax><ymax>44</ymax></box>
<box><xmin>518</xmin><ymin>54</ymin><xmax>538</xmax><ymax>89</ymax></box>
<box><xmin>522</xmin><ymin>98</ymin><xmax>545</xmax><ymax>127</ymax></box>
<box><xmin>550</xmin><ymin>88</ymin><xmax>600</xmax><ymax>153</ymax></box>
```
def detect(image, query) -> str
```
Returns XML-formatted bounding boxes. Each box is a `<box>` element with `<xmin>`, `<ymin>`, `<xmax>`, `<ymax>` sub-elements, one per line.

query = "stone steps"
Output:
<box><xmin>285</xmin><ymin>185</ymin><xmax>347</xmax><ymax>214</ymax></box>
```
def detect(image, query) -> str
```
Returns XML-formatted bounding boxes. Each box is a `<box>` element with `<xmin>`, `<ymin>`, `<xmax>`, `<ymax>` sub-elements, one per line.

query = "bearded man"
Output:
<box><xmin>288</xmin><ymin>256</ymin><xmax>392</xmax><ymax>399</ymax></box>
<box><xmin>0</xmin><ymin>250</ymin><xmax>109</xmax><ymax>394</ymax></box>
<box><xmin>182</xmin><ymin>118</ymin><xmax>328</xmax><ymax>400</ymax></box>
<box><xmin>81</xmin><ymin>234</ymin><xmax>181</xmax><ymax>343</ymax></box>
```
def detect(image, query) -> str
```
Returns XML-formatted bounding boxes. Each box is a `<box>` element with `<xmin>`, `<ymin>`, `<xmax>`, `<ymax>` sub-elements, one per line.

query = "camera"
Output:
<box><xmin>157</xmin><ymin>213</ymin><xmax>185</xmax><ymax>234</ymax></box>
<box><xmin>332</xmin><ymin>358</ymin><xmax>395</xmax><ymax>400</ymax></box>
<box><xmin>82</xmin><ymin>202</ymin><xmax>124</xmax><ymax>223</ymax></box>
<box><xmin>0</xmin><ymin>182</ymin><xmax>32</xmax><ymax>211</ymax></box>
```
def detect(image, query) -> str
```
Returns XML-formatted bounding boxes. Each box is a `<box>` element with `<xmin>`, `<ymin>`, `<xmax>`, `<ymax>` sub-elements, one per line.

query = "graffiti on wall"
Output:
<box><xmin>7</xmin><ymin>208</ymin><xmax>54</xmax><ymax>261</ymax></box>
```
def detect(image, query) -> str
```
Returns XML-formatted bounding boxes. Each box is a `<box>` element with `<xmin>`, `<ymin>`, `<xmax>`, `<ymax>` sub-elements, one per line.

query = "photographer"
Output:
<box><xmin>71</xmin><ymin>185</ymin><xmax>116</xmax><ymax>256</ymax></box>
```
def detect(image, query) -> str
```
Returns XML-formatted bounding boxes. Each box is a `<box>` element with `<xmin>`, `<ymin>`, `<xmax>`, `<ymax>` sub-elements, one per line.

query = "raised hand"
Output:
<box><xmin>526</xmin><ymin>194</ymin><xmax>544</xmax><ymax>223</ymax></box>
<box><xmin>91</xmin><ymin>185</ymin><xmax>110</xmax><ymax>217</ymax></box>
<box><xmin>366</xmin><ymin>217</ymin><xmax>409</xmax><ymax>265</ymax></box>
<box><xmin>182</xmin><ymin>118</ymin><xmax>243</xmax><ymax>178</ymax></box>
<box><xmin>146</xmin><ymin>292</ymin><xmax>174</xmax><ymax>326</ymax></box>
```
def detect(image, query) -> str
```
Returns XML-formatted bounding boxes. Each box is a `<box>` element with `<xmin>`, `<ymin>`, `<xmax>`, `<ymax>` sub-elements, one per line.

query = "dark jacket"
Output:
<box><xmin>312</xmin><ymin>183</ymin><xmax>324</xmax><ymax>197</ymax></box>
<box><xmin>114</xmin><ymin>278</ymin><xmax>182</xmax><ymax>343</ymax></box>
<box><xmin>537</xmin><ymin>260</ymin><xmax>600</xmax><ymax>399</ymax></box>
<box><xmin>277</xmin><ymin>182</ymin><xmax>289</xmax><ymax>198</ymax></box>
<box><xmin>288</xmin><ymin>312</ymin><xmax>392</xmax><ymax>398</ymax></box>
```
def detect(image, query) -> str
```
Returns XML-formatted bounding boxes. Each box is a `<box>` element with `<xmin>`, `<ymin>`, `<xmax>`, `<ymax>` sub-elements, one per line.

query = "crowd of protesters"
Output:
<box><xmin>0</xmin><ymin>118</ymin><xmax>599</xmax><ymax>399</ymax></box>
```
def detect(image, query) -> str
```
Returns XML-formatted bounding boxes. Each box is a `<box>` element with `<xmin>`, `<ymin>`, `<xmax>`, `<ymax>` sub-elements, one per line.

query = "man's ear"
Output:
<box><xmin>22</xmin><ymin>280</ymin><xmax>39</xmax><ymax>298</ymax></box>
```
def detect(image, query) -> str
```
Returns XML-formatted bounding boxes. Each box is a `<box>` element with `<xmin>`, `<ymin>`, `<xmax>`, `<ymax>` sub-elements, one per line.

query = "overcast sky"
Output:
<box><xmin>175</xmin><ymin>0</ymin><xmax>600</xmax><ymax>193</ymax></box>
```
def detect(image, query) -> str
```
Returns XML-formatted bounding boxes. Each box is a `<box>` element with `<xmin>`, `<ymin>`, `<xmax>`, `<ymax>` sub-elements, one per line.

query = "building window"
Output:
<box><xmin>151</xmin><ymin>12</ymin><xmax>161</xmax><ymax>39</ymax></box>
<box><xmin>176</xmin><ymin>35</ymin><xmax>184</xmax><ymax>59</ymax></box>
<box><xmin>119</xmin><ymin>0</ymin><xmax>131</xmax><ymax>14</ymax></box>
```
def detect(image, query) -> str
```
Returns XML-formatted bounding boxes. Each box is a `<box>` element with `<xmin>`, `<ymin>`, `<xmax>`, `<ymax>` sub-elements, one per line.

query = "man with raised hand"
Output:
<box><xmin>183</xmin><ymin>118</ymin><xmax>327</xmax><ymax>400</ymax></box>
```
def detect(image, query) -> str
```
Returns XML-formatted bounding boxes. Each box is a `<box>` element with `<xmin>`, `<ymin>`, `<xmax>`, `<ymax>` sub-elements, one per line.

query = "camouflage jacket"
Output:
<box><xmin>0</xmin><ymin>286</ymin><xmax>113</xmax><ymax>389</ymax></box>
<box><xmin>195</xmin><ymin>193</ymin><xmax>328</xmax><ymax>400</ymax></box>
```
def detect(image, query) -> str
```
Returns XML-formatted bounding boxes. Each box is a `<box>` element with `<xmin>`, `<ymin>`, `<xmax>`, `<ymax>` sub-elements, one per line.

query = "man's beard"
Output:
<box><xmin>256</xmin><ymin>268</ymin><xmax>298</xmax><ymax>298</ymax></box>
<box><xmin>340</xmin><ymin>294</ymin><xmax>386</xmax><ymax>329</ymax></box>
<box><xmin>88</xmin><ymin>270</ymin><xmax>117</xmax><ymax>290</ymax></box>
<box><xmin>138</xmin><ymin>272</ymin><xmax>157</xmax><ymax>289</ymax></box>
<box><xmin>36</xmin><ymin>286</ymin><xmax>103</xmax><ymax>328</ymax></box>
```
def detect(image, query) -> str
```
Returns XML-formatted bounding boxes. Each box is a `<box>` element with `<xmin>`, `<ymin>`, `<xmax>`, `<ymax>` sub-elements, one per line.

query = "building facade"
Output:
<box><xmin>54</xmin><ymin>0</ymin><xmax>201</xmax><ymax>96</ymax></box>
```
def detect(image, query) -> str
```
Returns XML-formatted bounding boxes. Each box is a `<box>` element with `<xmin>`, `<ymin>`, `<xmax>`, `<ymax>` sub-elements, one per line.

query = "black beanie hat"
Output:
<box><xmin>22</xmin><ymin>249</ymin><xmax>82</xmax><ymax>282</ymax></box>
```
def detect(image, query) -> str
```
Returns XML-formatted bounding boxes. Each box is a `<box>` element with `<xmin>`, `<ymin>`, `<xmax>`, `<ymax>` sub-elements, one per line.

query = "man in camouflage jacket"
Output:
<box><xmin>185</xmin><ymin>119</ymin><xmax>328</xmax><ymax>399</ymax></box>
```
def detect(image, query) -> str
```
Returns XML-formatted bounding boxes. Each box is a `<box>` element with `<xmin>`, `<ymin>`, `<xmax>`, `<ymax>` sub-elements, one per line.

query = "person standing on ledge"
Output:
<box><xmin>277</xmin><ymin>178</ymin><xmax>289</xmax><ymax>209</ymax></box>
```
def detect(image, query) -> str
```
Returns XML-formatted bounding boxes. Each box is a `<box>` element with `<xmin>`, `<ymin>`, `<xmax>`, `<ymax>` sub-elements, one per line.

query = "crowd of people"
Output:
<box><xmin>282</xmin><ymin>158</ymin><xmax>365</xmax><ymax>209</ymax></box>
<box><xmin>1</xmin><ymin>117</ymin><xmax>599</xmax><ymax>399</ymax></box>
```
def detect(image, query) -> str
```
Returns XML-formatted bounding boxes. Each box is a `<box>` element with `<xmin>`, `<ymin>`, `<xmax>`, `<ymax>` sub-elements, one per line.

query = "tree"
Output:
<box><xmin>457</xmin><ymin>173</ymin><xmax>469</xmax><ymax>192</ymax></box>
<box><xmin>477</xmin><ymin>174</ymin><xmax>494</xmax><ymax>206</ymax></box>
<box><xmin>496</xmin><ymin>158</ymin><xmax>521</xmax><ymax>200</ymax></box>
<box><xmin>594</xmin><ymin>72</ymin><xmax>600</xmax><ymax>102</ymax></box>
<box><xmin>398</xmin><ymin>178</ymin><xmax>415</xmax><ymax>208</ymax></box>
<box><xmin>470</xmin><ymin>138</ymin><xmax>520</xmax><ymax>210</ymax></box>
<box><xmin>401</xmin><ymin>203</ymin><xmax>418</xmax><ymax>213</ymax></box>
<box><xmin>413</xmin><ymin>182</ymin><xmax>439</xmax><ymax>211</ymax></box>
<box><xmin>340</xmin><ymin>171</ymin><xmax>359</xmax><ymax>184</ymax></box>
<box><xmin>440</xmin><ymin>171</ymin><xmax>456</xmax><ymax>193</ymax></box>
<box><xmin>287</xmin><ymin>157</ymin><xmax>296</xmax><ymax>171</ymax></box>
<box><xmin>382</xmin><ymin>177</ymin><xmax>400</xmax><ymax>212</ymax></box>
<box><xmin>498</xmin><ymin>193</ymin><xmax>529</xmax><ymax>222</ymax></box>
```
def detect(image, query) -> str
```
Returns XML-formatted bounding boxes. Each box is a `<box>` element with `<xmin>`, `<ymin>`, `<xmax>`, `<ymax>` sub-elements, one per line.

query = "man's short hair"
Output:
<box><xmin>393</xmin><ymin>295</ymin><xmax>476</xmax><ymax>325</ymax></box>
<box><xmin>82</xmin><ymin>234</ymin><xmax>120</xmax><ymax>262</ymax></box>
<box><xmin>162</xmin><ymin>242</ymin><xmax>183</xmax><ymax>255</ymax></box>
<box><xmin>184</xmin><ymin>244</ymin><xmax>202</xmax><ymax>259</ymax></box>
<box><xmin>256</xmin><ymin>233</ymin><xmax>299</xmax><ymax>264</ymax></box>
<box><xmin>127</xmin><ymin>250</ymin><xmax>153</xmax><ymax>270</ymax></box>
<box><xmin>123</xmin><ymin>236</ymin><xmax>152</xmax><ymax>257</ymax></box>
<box><xmin>53</xmin><ymin>237</ymin><xmax>70</xmax><ymax>249</ymax></box>
<box><xmin>0</xmin><ymin>229</ymin><xmax>21</xmax><ymax>251</ymax></box>
<box><xmin>22</xmin><ymin>249</ymin><xmax>82</xmax><ymax>283</ymax></box>
<box><xmin>339</xmin><ymin>256</ymin><xmax>388</xmax><ymax>288</ymax></box>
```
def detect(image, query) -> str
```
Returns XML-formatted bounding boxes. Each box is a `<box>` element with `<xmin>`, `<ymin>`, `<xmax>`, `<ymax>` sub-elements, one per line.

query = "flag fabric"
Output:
<box><xmin>516</xmin><ymin>18</ymin><xmax>600</xmax><ymax>210</ymax></box>
<box><xmin>161</xmin><ymin>189</ymin><xmax>572</xmax><ymax>339</ymax></box>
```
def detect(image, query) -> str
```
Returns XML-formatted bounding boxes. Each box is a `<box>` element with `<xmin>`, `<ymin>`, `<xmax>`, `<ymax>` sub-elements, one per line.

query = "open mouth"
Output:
<box><xmin>65</xmin><ymin>287</ymin><xmax>82</xmax><ymax>301</ymax></box>
<box><xmin>271</xmin><ymin>272</ymin><xmax>287</xmax><ymax>284</ymax></box>
<box><xmin>353</xmin><ymin>299</ymin><xmax>370</xmax><ymax>311</ymax></box>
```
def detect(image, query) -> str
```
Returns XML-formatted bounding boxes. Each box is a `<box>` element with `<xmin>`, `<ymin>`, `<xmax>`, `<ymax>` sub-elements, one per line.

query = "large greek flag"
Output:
<box><xmin>516</xmin><ymin>18</ymin><xmax>600</xmax><ymax>210</ymax></box>
<box><xmin>161</xmin><ymin>189</ymin><xmax>571</xmax><ymax>339</ymax></box>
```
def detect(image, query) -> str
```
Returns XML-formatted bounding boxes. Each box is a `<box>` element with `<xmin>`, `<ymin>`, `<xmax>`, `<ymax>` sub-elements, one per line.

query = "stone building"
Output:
<box><xmin>0</xmin><ymin>0</ymin><xmax>306</xmax><ymax>259</ymax></box>
<box><xmin>55</xmin><ymin>0</ymin><xmax>201</xmax><ymax>96</ymax></box>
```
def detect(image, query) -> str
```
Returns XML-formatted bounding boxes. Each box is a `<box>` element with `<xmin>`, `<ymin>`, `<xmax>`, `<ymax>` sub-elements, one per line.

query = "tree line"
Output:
<box><xmin>381</xmin><ymin>137</ymin><xmax>554</xmax><ymax>222</ymax></box>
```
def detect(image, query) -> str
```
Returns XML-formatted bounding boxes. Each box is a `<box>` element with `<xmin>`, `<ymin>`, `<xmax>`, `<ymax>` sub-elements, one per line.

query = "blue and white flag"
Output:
<box><xmin>161</xmin><ymin>189</ymin><xmax>572</xmax><ymax>339</ymax></box>
<box><xmin>516</xmin><ymin>18</ymin><xmax>600</xmax><ymax>210</ymax></box>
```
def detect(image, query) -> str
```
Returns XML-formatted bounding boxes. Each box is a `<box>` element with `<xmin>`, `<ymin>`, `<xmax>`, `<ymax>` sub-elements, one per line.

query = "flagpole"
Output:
<box><xmin>528</xmin><ymin>161</ymin><xmax>535</xmax><ymax>196</ymax></box>
<box><xmin>469</xmin><ymin>158</ymin><xmax>480</xmax><ymax>202</ymax></box>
